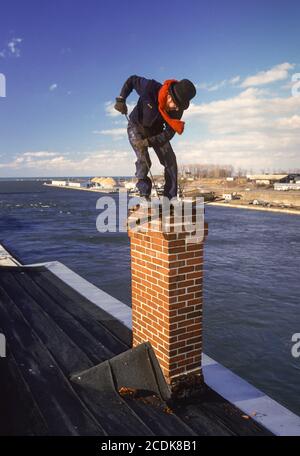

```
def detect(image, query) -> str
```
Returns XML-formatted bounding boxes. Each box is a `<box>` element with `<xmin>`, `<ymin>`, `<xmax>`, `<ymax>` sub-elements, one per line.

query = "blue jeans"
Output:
<box><xmin>127</xmin><ymin>121</ymin><xmax>178</xmax><ymax>199</ymax></box>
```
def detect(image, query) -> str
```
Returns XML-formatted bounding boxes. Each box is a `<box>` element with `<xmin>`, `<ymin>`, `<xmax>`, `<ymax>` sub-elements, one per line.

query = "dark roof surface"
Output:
<box><xmin>0</xmin><ymin>265</ymin><xmax>271</xmax><ymax>436</ymax></box>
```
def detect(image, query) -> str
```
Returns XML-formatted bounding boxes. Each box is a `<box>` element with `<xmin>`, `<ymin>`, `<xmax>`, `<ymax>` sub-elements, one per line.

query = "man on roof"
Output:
<box><xmin>114</xmin><ymin>75</ymin><xmax>196</xmax><ymax>199</ymax></box>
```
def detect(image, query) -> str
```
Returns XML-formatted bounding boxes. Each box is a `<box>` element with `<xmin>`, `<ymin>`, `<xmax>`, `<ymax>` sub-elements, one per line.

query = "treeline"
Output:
<box><xmin>179</xmin><ymin>164</ymin><xmax>300</xmax><ymax>179</ymax></box>
<box><xmin>179</xmin><ymin>164</ymin><xmax>236</xmax><ymax>178</ymax></box>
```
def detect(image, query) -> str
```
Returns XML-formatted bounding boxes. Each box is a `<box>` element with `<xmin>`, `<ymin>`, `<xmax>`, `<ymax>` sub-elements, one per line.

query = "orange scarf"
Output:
<box><xmin>157</xmin><ymin>79</ymin><xmax>185</xmax><ymax>135</ymax></box>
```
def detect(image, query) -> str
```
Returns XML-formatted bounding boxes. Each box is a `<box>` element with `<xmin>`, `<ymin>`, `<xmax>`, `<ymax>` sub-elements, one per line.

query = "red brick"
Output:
<box><xmin>129</xmin><ymin>215</ymin><xmax>207</xmax><ymax>383</ymax></box>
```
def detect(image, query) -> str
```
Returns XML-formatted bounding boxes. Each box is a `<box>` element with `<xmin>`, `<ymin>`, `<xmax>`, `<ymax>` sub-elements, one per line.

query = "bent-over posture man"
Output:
<box><xmin>114</xmin><ymin>75</ymin><xmax>196</xmax><ymax>199</ymax></box>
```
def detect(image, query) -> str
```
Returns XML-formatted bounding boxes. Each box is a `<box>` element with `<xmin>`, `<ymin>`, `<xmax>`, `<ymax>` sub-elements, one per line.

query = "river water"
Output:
<box><xmin>0</xmin><ymin>179</ymin><xmax>300</xmax><ymax>416</ymax></box>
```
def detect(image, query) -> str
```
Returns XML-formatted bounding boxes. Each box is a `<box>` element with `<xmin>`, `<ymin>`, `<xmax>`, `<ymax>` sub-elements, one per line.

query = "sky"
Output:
<box><xmin>0</xmin><ymin>0</ymin><xmax>299</xmax><ymax>177</ymax></box>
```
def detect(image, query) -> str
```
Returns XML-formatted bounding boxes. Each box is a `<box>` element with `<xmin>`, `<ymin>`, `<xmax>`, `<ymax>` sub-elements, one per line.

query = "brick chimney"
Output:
<box><xmin>127</xmin><ymin>199</ymin><xmax>208</xmax><ymax>398</ymax></box>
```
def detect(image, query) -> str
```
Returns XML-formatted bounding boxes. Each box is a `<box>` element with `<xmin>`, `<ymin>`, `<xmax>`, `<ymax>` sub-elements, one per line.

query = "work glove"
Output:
<box><xmin>114</xmin><ymin>96</ymin><xmax>128</xmax><ymax>115</ymax></box>
<box><xmin>134</xmin><ymin>138</ymin><xmax>149</xmax><ymax>150</ymax></box>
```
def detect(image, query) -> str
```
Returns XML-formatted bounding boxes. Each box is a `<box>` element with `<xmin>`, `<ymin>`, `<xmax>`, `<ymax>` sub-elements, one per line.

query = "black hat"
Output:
<box><xmin>169</xmin><ymin>79</ymin><xmax>196</xmax><ymax>110</ymax></box>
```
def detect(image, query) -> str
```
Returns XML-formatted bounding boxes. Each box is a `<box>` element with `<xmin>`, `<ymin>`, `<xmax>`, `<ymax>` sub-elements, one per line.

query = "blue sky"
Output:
<box><xmin>0</xmin><ymin>0</ymin><xmax>299</xmax><ymax>177</ymax></box>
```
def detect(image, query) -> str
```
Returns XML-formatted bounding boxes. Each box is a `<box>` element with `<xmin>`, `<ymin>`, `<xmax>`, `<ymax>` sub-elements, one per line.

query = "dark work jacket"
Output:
<box><xmin>119</xmin><ymin>75</ymin><xmax>184</xmax><ymax>148</ymax></box>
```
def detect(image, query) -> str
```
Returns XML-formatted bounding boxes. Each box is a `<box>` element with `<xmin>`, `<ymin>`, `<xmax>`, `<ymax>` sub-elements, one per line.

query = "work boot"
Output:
<box><xmin>129</xmin><ymin>200</ymin><xmax>142</xmax><ymax>212</ymax></box>
<box><xmin>128</xmin><ymin>195</ymin><xmax>150</xmax><ymax>213</ymax></box>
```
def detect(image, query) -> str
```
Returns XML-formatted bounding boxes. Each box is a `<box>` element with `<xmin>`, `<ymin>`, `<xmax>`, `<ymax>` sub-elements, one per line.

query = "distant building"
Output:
<box><xmin>91</xmin><ymin>177</ymin><xmax>117</xmax><ymax>189</ymax></box>
<box><xmin>223</xmin><ymin>193</ymin><xmax>239</xmax><ymax>201</ymax></box>
<box><xmin>51</xmin><ymin>180</ymin><xmax>67</xmax><ymax>187</ymax></box>
<box><xmin>246</xmin><ymin>174</ymin><xmax>289</xmax><ymax>185</ymax></box>
<box><xmin>124</xmin><ymin>181</ymin><xmax>137</xmax><ymax>190</ymax></box>
<box><xmin>274</xmin><ymin>183</ymin><xmax>300</xmax><ymax>191</ymax></box>
<box><xmin>68</xmin><ymin>182</ymin><xmax>88</xmax><ymax>188</ymax></box>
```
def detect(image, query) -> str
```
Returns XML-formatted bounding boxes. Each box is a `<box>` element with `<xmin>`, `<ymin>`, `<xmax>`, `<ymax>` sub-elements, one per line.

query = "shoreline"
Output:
<box><xmin>207</xmin><ymin>201</ymin><xmax>300</xmax><ymax>215</ymax></box>
<box><xmin>44</xmin><ymin>184</ymin><xmax>300</xmax><ymax>215</ymax></box>
<box><xmin>43</xmin><ymin>183</ymin><xmax>119</xmax><ymax>193</ymax></box>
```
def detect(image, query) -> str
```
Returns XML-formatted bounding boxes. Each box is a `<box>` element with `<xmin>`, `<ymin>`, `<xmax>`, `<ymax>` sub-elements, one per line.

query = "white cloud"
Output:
<box><xmin>0</xmin><ymin>148</ymin><xmax>137</xmax><ymax>176</ymax></box>
<box><xmin>8</xmin><ymin>38</ymin><xmax>23</xmax><ymax>57</ymax></box>
<box><xmin>197</xmin><ymin>63</ymin><xmax>295</xmax><ymax>94</ymax></box>
<box><xmin>197</xmin><ymin>80</ymin><xmax>227</xmax><ymax>92</ymax></box>
<box><xmin>113</xmin><ymin>119</ymin><xmax>127</xmax><ymax>125</ymax></box>
<box><xmin>49</xmin><ymin>83</ymin><xmax>58</xmax><ymax>91</ymax></box>
<box><xmin>104</xmin><ymin>100</ymin><xmax>135</xmax><ymax>117</ymax></box>
<box><xmin>197</xmin><ymin>76</ymin><xmax>240</xmax><ymax>92</ymax></box>
<box><xmin>241</xmin><ymin>62</ymin><xmax>295</xmax><ymax>88</ymax></box>
<box><xmin>176</xmin><ymin>131</ymin><xmax>300</xmax><ymax>171</ymax></box>
<box><xmin>0</xmin><ymin>37</ymin><xmax>23</xmax><ymax>58</ymax></box>
<box><xmin>93</xmin><ymin>128</ymin><xmax>127</xmax><ymax>138</ymax></box>
<box><xmin>105</xmin><ymin>101</ymin><xmax>119</xmax><ymax>117</ymax></box>
<box><xmin>176</xmin><ymin>84</ymin><xmax>300</xmax><ymax>170</ymax></box>
<box><xmin>23</xmin><ymin>151</ymin><xmax>58</xmax><ymax>157</ymax></box>
<box><xmin>275</xmin><ymin>115</ymin><xmax>300</xmax><ymax>129</ymax></box>
<box><xmin>2</xmin><ymin>62</ymin><xmax>299</xmax><ymax>175</ymax></box>
<box><xmin>185</xmin><ymin>87</ymin><xmax>300</xmax><ymax>121</ymax></box>
<box><xmin>229</xmin><ymin>76</ymin><xmax>240</xmax><ymax>85</ymax></box>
